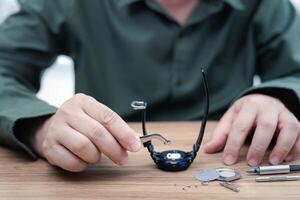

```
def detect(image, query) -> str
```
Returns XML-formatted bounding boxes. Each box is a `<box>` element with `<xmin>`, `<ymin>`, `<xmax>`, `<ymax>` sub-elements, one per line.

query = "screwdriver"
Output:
<box><xmin>247</xmin><ymin>165</ymin><xmax>300</xmax><ymax>175</ymax></box>
<box><xmin>255</xmin><ymin>175</ymin><xmax>300</xmax><ymax>182</ymax></box>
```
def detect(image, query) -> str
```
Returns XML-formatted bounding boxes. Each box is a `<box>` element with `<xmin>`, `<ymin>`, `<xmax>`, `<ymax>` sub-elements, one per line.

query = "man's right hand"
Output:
<box><xmin>30</xmin><ymin>93</ymin><xmax>142</xmax><ymax>172</ymax></box>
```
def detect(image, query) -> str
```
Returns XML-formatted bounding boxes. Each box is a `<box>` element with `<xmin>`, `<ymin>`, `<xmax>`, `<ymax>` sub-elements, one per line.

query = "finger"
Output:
<box><xmin>76</xmin><ymin>95</ymin><xmax>141</xmax><ymax>152</ymax></box>
<box><xmin>56</xmin><ymin>126</ymin><xmax>101</xmax><ymax>164</ymax></box>
<box><xmin>223</xmin><ymin>104</ymin><xmax>257</xmax><ymax>165</ymax></box>
<box><xmin>285</xmin><ymin>135</ymin><xmax>300</xmax><ymax>162</ymax></box>
<box><xmin>246</xmin><ymin>112</ymin><xmax>278</xmax><ymax>166</ymax></box>
<box><xmin>269</xmin><ymin>111</ymin><xmax>300</xmax><ymax>165</ymax></box>
<box><xmin>66</xmin><ymin>112</ymin><xmax>129</xmax><ymax>165</ymax></box>
<box><xmin>45</xmin><ymin>144</ymin><xmax>88</xmax><ymax>172</ymax></box>
<box><xmin>204</xmin><ymin>106</ymin><xmax>235</xmax><ymax>153</ymax></box>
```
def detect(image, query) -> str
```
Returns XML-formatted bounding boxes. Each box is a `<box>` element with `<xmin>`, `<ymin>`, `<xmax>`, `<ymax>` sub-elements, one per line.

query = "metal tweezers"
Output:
<box><xmin>140</xmin><ymin>133</ymin><xmax>171</xmax><ymax>145</ymax></box>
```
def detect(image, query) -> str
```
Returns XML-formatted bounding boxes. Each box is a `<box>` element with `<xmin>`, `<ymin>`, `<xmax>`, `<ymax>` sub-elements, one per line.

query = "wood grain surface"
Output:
<box><xmin>0</xmin><ymin>122</ymin><xmax>299</xmax><ymax>200</ymax></box>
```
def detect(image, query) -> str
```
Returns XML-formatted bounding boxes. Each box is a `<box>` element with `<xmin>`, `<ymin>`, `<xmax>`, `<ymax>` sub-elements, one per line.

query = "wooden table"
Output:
<box><xmin>0</xmin><ymin>122</ymin><xmax>299</xmax><ymax>200</ymax></box>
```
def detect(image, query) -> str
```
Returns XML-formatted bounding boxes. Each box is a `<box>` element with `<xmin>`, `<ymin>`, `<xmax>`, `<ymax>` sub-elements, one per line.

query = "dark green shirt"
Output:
<box><xmin>0</xmin><ymin>0</ymin><xmax>300</xmax><ymax>159</ymax></box>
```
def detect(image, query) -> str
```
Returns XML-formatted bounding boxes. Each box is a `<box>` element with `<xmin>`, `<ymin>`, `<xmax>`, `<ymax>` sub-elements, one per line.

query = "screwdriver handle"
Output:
<box><xmin>290</xmin><ymin>165</ymin><xmax>300</xmax><ymax>172</ymax></box>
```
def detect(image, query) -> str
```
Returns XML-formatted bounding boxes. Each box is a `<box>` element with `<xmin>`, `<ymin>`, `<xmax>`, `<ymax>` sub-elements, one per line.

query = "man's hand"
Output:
<box><xmin>30</xmin><ymin>94</ymin><xmax>142</xmax><ymax>172</ymax></box>
<box><xmin>204</xmin><ymin>94</ymin><xmax>300</xmax><ymax>166</ymax></box>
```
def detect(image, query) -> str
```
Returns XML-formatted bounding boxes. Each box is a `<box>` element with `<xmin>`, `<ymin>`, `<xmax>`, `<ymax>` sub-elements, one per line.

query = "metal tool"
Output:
<box><xmin>216</xmin><ymin>168</ymin><xmax>241</xmax><ymax>182</ymax></box>
<box><xmin>195</xmin><ymin>168</ymin><xmax>241</xmax><ymax>183</ymax></box>
<box><xmin>255</xmin><ymin>175</ymin><xmax>300</xmax><ymax>182</ymax></box>
<box><xmin>139</xmin><ymin>133</ymin><xmax>171</xmax><ymax>145</ymax></box>
<box><xmin>219</xmin><ymin>182</ymin><xmax>240</xmax><ymax>192</ymax></box>
<box><xmin>195</xmin><ymin>169</ymin><xmax>219</xmax><ymax>183</ymax></box>
<box><xmin>247</xmin><ymin>164</ymin><xmax>300</xmax><ymax>175</ymax></box>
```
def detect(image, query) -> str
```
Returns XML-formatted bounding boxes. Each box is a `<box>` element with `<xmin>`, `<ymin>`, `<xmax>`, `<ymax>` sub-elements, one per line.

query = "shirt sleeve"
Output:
<box><xmin>0</xmin><ymin>0</ymin><xmax>72</xmax><ymax>159</ymax></box>
<box><xmin>240</xmin><ymin>0</ymin><xmax>300</xmax><ymax>119</ymax></box>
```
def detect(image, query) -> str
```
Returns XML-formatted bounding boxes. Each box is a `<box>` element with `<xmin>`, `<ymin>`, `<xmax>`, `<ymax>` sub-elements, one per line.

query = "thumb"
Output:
<box><xmin>204</xmin><ymin>107</ymin><xmax>234</xmax><ymax>153</ymax></box>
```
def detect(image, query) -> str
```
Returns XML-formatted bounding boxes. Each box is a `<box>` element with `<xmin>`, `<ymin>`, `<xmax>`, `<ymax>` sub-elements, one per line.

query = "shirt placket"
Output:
<box><xmin>143</xmin><ymin>0</ymin><xmax>225</xmax><ymax>101</ymax></box>
<box><xmin>170</xmin><ymin>28</ymin><xmax>189</xmax><ymax>100</ymax></box>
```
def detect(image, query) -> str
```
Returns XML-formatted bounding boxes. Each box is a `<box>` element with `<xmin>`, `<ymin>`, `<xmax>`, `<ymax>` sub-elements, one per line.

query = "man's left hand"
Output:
<box><xmin>204</xmin><ymin>94</ymin><xmax>300</xmax><ymax>166</ymax></box>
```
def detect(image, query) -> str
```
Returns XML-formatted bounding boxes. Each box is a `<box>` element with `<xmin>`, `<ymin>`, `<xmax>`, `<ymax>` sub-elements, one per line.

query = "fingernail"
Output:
<box><xmin>130</xmin><ymin>140</ymin><xmax>142</xmax><ymax>152</ymax></box>
<box><xmin>118</xmin><ymin>156</ymin><xmax>128</xmax><ymax>166</ymax></box>
<box><xmin>285</xmin><ymin>155</ymin><xmax>293</xmax><ymax>162</ymax></box>
<box><xmin>270</xmin><ymin>156</ymin><xmax>281</xmax><ymax>165</ymax></box>
<box><xmin>248</xmin><ymin>158</ymin><xmax>258</xmax><ymax>167</ymax></box>
<box><xmin>204</xmin><ymin>143</ymin><xmax>210</xmax><ymax>151</ymax></box>
<box><xmin>224</xmin><ymin>154</ymin><xmax>236</xmax><ymax>165</ymax></box>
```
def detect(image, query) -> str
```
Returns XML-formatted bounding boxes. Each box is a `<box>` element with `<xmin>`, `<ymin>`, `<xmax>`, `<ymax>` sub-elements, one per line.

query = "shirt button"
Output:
<box><xmin>178</xmin><ymin>31</ymin><xmax>184</xmax><ymax>38</ymax></box>
<box><xmin>175</xmin><ymin>79</ymin><xmax>183</xmax><ymax>87</ymax></box>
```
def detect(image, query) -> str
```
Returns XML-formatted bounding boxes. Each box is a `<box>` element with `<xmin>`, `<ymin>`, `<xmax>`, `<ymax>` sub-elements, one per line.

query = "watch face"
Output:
<box><xmin>166</xmin><ymin>152</ymin><xmax>182</xmax><ymax>160</ymax></box>
<box><xmin>161</xmin><ymin>150</ymin><xmax>187</xmax><ymax>161</ymax></box>
<box><xmin>154</xmin><ymin>150</ymin><xmax>192</xmax><ymax>171</ymax></box>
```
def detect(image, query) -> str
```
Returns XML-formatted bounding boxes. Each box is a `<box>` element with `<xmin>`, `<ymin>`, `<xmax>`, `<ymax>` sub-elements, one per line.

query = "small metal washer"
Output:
<box><xmin>216</xmin><ymin>168</ymin><xmax>241</xmax><ymax>182</ymax></box>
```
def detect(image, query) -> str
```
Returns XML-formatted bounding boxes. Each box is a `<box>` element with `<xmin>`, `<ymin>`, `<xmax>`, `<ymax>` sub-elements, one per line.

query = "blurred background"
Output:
<box><xmin>0</xmin><ymin>0</ymin><xmax>300</xmax><ymax>108</ymax></box>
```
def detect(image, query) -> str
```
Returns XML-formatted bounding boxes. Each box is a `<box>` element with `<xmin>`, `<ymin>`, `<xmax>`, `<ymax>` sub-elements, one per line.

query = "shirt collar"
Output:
<box><xmin>117</xmin><ymin>0</ymin><xmax>245</xmax><ymax>10</ymax></box>
<box><xmin>223</xmin><ymin>0</ymin><xmax>245</xmax><ymax>10</ymax></box>
<box><xmin>117</xmin><ymin>0</ymin><xmax>143</xmax><ymax>7</ymax></box>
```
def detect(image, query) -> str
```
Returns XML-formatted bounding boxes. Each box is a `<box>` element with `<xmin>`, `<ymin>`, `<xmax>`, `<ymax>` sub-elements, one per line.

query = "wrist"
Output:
<box><xmin>14</xmin><ymin>116</ymin><xmax>52</xmax><ymax>158</ymax></box>
<box><xmin>30</xmin><ymin>117</ymin><xmax>52</xmax><ymax>157</ymax></box>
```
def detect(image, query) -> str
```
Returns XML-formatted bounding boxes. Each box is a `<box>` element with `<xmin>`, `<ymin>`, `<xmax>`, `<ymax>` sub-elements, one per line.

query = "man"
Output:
<box><xmin>0</xmin><ymin>0</ymin><xmax>299</xmax><ymax>172</ymax></box>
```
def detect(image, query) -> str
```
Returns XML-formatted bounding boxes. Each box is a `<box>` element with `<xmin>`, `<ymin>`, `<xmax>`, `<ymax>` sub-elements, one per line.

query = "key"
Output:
<box><xmin>219</xmin><ymin>182</ymin><xmax>240</xmax><ymax>192</ymax></box>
